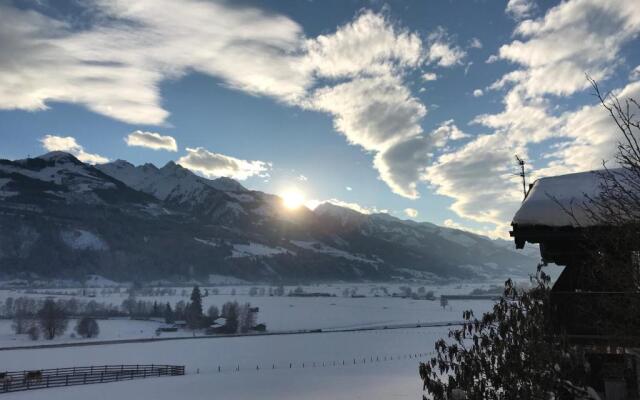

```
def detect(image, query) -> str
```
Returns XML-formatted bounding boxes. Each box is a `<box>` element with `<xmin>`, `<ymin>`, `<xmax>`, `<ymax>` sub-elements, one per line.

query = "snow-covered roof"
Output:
<box><xmin>513</xmin><ymin>169</ymin><xmax>623</xmax><ymax>228</ymax></box>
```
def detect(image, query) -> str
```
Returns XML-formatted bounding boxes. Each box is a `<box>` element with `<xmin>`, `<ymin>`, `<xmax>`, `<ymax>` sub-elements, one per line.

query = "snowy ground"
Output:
<box><xmin>0</xmin><ymin>282</ymin><xmax>502</xmax><ymax>347</ymax></box>
<box><xmin>0</xmin><ymin>282</ymin><xmax>509</xmax><ymax>398</ymax></box>
<box><xmin>0</xmin><ymin>326</ymin><xmax>447</xmax><ymax>400</ymax></box>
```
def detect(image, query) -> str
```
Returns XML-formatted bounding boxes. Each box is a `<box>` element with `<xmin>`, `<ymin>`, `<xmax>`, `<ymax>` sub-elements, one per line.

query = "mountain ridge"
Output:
<box><xmin>0</xmin><ymin>152</ymin><xmax>537</xmax><ymax>283</ymax></box>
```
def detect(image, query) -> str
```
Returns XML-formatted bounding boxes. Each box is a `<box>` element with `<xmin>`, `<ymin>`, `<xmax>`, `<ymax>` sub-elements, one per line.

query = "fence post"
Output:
<box><xmin>46</xmin><ymin>376</ymin><xmax>50</xmax><ymax>388</ymax></box>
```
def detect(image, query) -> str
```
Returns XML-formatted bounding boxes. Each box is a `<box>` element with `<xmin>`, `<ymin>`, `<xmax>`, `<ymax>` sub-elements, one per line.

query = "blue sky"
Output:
<box><xmin>1</xmin><ymin>0</ymin><xmax>639</xmax><ymax>238</ymax></box>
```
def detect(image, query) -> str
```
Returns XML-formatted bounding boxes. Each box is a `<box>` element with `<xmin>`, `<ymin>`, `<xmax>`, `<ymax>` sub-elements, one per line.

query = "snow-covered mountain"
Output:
<box><xmin>0</xmin><ymin>152</ymin><xmax>537</xmax><ymax>283</ymax></box>
<box><xmin>97</xmin><ymin>159</ymin><xmax>246</xmax><ymax>204</ymax></box>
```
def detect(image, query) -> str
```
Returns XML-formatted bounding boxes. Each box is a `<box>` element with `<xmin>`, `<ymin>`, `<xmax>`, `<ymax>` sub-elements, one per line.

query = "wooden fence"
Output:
<box><xmin>0</xmin><ymin>364</ymin><xmax>185</xmax><ymax>394</ymax></box>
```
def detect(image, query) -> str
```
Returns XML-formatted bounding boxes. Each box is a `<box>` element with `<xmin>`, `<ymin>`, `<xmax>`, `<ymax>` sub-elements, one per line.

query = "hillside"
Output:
<box><xmin>0</xmin><ymin>152</ymin><xmax>537</xmax><ymax>283</ymax></box>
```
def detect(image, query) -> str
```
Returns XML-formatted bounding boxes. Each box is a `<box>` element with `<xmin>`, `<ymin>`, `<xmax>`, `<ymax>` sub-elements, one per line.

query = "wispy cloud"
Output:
<box><xmin>425</xmin><ymin>27</ymin><xmax>466</xmax><ymax>67</ymax></box>
<box><xmin>505</xmin><ymin>0</ymin><xmax>536</xmax><ymax>20</ymax></box>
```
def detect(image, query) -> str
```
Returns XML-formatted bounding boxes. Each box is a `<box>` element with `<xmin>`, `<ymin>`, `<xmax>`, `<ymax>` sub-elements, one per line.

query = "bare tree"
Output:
<box><xmin>37</xmin><ymin>299</ymin><xmax>68</xmax><ymax>340</ymax></box>
<box><xmin>75</xmin><ymin>317</ymin><xmax>100</xmax><ymax>338</ymax></box>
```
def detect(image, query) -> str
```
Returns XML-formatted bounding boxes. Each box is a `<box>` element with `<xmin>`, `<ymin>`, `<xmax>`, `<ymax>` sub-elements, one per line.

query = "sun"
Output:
<box><xmin>281</xmin><ymin>188</ymin><xmax>305</xmax><ymax>210</ymax></box>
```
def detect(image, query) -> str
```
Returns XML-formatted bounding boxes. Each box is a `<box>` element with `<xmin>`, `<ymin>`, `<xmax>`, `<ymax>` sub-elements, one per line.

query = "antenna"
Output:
<box><xmin>515</xmin><ymin>155</ymin><xmax>526</xmax><ymax>199</ymax></box>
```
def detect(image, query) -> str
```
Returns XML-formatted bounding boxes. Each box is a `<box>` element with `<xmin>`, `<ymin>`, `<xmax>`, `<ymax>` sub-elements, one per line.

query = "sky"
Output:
<box><xmin>1</xmin><ymin>0</ymin><xmax>639</xmax><ymax>238</ymax></box>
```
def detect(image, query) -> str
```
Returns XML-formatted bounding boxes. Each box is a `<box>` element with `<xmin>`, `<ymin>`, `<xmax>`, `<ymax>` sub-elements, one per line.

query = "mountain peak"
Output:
<box><xmin>315</xmin><ymin>202</ymin><xmax>363</xmax><ymax>217</ymax></box>
<box><xmin>211</xmin><ymin>176</ymin><xmax>246</xmax><ymax>192</ymax></box>
<box><xmin>37</xmin><ymin>151</ymin><xmax>80</xmax><ymax>164</ymax></box>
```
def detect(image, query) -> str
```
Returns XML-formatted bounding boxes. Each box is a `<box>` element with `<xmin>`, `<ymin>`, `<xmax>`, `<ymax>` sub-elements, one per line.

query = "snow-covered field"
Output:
<box><xmin>0</xmin><ymin>282</ymin><xmax>508</xmax><ymax>399</ymax></box>
<box><xmin>0</xmin><ymin>282</ymin><xmax>503</xmax><ymax>347</ymax></box>
<box><xmin>0</xmin><ymin>326</ymin><xmax>447</xmax><ymax>400</ymax></box>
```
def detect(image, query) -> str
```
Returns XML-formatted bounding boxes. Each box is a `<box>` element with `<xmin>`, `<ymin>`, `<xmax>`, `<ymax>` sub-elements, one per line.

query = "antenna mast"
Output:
<box><xmin>515</xmin><ymin>155</ymin><xmax>526</xmax><ymax>199</ymax></box>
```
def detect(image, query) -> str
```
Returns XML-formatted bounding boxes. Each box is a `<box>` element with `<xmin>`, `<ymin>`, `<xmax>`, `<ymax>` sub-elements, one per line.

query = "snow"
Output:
<box><xmin>314</xmin><ymin>202</ymin><xmax>366</xmax><ymax>225</ymax></box>
<box><xmin>61</xmin><ymin>230</ymin><xmax>108</xmax><ymax>251</ymax></box>
<box><xmin>84</xmin><ymin>275</ymin><xmax>119</xmax><ymax>287</ymax></box>
<box><xmin>230</xmin><ymin>242</ymin><xmax>291</xmax><ymax>258</ymax></box>
<box><xmin>0</xmin><ymin>178</ymin><xmax>17</xmax><ymax>198</ymax></box>
<box><xmin>0</xmin><ymin>318</ymin><xmax>185</xmax><ymax>348</ymax></box>
<box><xmin>0</xmin><ymin>154</ymin><xmax>115</xmax><ymax>195</ymax></box>
<box><xmin>513</xmin><ymin>169</ymin><xmax>625</xmax><ymax>227</ymax></box>
<box><xmin>97</xmin><ymin>160</ymin><xmax>246</xmax><ymax>208</ymax></box>
<box><xmin>437</xmin><ymin>229</ymin><xmax>478</xmax><ymax>247</ymax></box>
<box><xmin>0</xmin><ymin>326</ymin><xmax>447</xmax><ymax>400</ymax></box>
<box><xmin>0</xmin><ymin>283</ymin><xmax>499</xmax><ymax>337</ymax></box>
<box><xmin>291</xmin><ymin>240</ymin><xmax>379</xmax><ymax>264</ymax></box>
<box><xmin>207</xmin><ymin>274</ymin><xmax>249</xmax><ymax>285</ymax></box>
<box><xmin>226</xmin><ymin>192</ymin><xmax>255</xmax><ymax>203</ymax></box>
<box><xmin>0</xmin><ymin>282</ymin><xmax>503</xmax><ymax>399</ymax></box>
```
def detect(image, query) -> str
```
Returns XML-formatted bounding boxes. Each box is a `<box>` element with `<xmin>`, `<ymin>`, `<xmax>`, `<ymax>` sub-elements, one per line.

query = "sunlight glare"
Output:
<box><xmin>282</xmin><ymin>188</ymin><xmax>305</xmax><ymax>210</ymax></box>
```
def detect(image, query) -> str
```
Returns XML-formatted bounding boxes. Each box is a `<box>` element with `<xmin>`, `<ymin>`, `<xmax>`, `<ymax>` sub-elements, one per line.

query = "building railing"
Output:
<box><xmin>0</xmin><ymin>364</ymin><xmax>185</xmax><ymax>394</ymax></box>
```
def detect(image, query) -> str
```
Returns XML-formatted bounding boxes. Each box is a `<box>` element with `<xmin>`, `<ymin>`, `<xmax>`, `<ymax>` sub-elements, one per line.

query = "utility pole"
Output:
<box><xmin>515</xmin><ymin>155</ymin><xmax>527</xmax><ymax>200</ymax></box>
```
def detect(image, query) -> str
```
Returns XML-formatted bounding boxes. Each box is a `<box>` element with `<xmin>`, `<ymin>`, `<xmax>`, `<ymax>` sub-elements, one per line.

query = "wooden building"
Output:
<box><xmin>511</xmin><ymin>169</ymin><xmax>640</xmax><ymax>399</ymax></box>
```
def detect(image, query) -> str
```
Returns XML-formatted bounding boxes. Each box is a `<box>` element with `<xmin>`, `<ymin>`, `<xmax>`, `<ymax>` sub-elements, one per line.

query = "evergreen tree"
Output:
<box><xmin>164</xmin><ymin>303</ymin><xmax>174</xmax><ymax>324</ymax></box>
<box><xmin>186</xmin><ymin>286</ymin><xmax>203</xmax><ymax>329</ymax></box>
<box><xmin>190</xmin><ymin>286</ymin><xmax>203</xmax><ymax>317</ymax></box>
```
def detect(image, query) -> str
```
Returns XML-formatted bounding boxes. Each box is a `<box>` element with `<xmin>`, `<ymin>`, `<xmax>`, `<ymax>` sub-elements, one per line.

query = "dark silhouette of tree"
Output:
<box><xmin>207</xmin><ymin>305</ymin><xmax>219</xmax><ymax>320</ymax></box>
<box><xmin>76</xmin><ymin>316</ymin><xmax>100</xmax><ymax>338</ymax></box>
<box><xmin>420</xmin><ymin>268</ymin><xmax>593</xmax><ymax>399</ymax></box>
<box><xmin>164</xmin><ymin>302</ymin><xmax>175</xmax><ymax>324</ymax></box>
<box><xmin>221</xmin><ymin>301</ymin><xmax>239</xmax><ymax>333</ymax></box>
<box><xmin>37</xmin><ymin>299</ymin><xmax>68</xmax><ymax>340</ymax></box>
<box><xmin>186</xmin><ymin>286</ymin><xmax>203</xmax><ymax>329</ymax></box>
<box><xmin>238</xmin><ymin>303</ymin><xmax>257</xmax><ymax>333</ymax></box>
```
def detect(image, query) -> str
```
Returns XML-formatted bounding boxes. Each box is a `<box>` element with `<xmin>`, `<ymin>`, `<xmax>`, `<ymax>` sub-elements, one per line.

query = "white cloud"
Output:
<box><xmin>0</xmin><ymin>4</ymin><xmax>439</xmax><ymax>201</ymax></box>
<box><xmin>302</xmin><ymin>12</ymin><xmax>437</xmax><ymax>199</ymax></box>
<box><xmin>297</xmin><ymin>174</ymin><xmax>308</xmax><ymax>181</ymax></box>
<box><xmin>125</xmin><ymin>130</ymin><xmax>177</xmax><ymax>152</ymax></box>
<box><xmin>425</xmin><ymin>27</ymin><xmax>466</xmax><ymax>67</ymax></box>
<box><xmin>485</xmin><ymin>55</ymin><xmax>499</xmax><ymax>64</ymax></box>
<box><xmin>422</xmin><ymin>72</ymin><xmax>437</xmax><ymax>81</ymax></box>
<box><xmin>537</xmin><ymin>81</ymin><xmax>640</xmax><ymax>177</ymax></box>
<box><xmin>303</xmin><ymin>10</ymin><xmax>422</xmax><ymax>79</ymax></box>
<box><xmin>0</xmin><ymin>1</ymin><xmax>310</xmax><ymax>125</ymax></box>
<box><xmin>346</xmin><ymin>186</ymin><xmax>353</xmax><ymax>191</ymax></box>
<box><xmin>424</xmin><ymin>133</ymin><xmax>525</xmax><ymax>238</ymax></box>
<box><xmin>505</xmin><ymin>0</ymin><xmax>536</xmax><ymax>20</ymax></box>
<box><xmin>40</xmin><ymin>135</ymin><xmax>108</xmax><ymax>164</ymax></box>
<box><xmin>496</xmin><ymin>0</ymin><xmax>640</xmax><ymax>98</ymax></box>
<box><xmin>469</xmin><ymin>38</ymin><xmax>483</xmax><ymax>49</ymax></box>
<box><xmin>404</xmin><ymin>208</ymin><xmax>418</xmax><ymax>218</ymax></box>
<box><xmin>631</xmin><ymin>65</ymin><xmax>640</xmax><ymax>80</ymax></box>
<box><xmin>429</xmin><ymin>0</ymin><xmax>640</xmax><ymax>237</ymax></box>
<box><xmin>473</xmin><ymin>89</ymin><xmax>483</xmax><ymax>97</ymax></box>
<box><xmin>177</xmin><ymin>147</ymin><xmax>270</xmax><ymax>180</ymax></box>
<box><xmin>311</xmin><ymin>75</ymin><xmax>425</xmax><ymax>151</ymax></box>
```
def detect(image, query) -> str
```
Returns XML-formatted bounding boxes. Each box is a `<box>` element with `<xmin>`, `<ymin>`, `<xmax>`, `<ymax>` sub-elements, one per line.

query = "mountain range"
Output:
<box><xmin>0</xmin><ymin>152</ymin><xmax>537</xmax><ymax>284</ymax></box>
